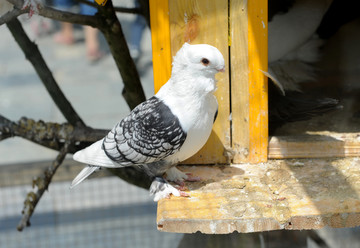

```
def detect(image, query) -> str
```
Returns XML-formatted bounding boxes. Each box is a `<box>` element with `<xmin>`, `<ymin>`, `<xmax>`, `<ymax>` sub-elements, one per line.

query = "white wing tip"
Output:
<box><xmin>73</xmin><ymin>150</ymin><xmax>84</xmax><ymax>162</ymax></box>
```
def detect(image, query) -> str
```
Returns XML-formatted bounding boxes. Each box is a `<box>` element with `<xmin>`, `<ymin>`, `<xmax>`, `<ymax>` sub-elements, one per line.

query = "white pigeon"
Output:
<box><xmin>71</xmin><ymin>42</ymin><xmax>225</xmax><ymax>201</ymax></box>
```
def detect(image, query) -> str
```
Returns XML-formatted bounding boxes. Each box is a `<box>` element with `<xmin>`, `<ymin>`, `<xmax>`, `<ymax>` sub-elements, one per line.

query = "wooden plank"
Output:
<box><xmin>269</xmin><ymin>134</ymin><xmax>360</xmax><ymax>159</ymax></box>
<box><xmin>230</xmin><ymin>0</ymin><xmax>250</xmax><ymax>162</ymax></box>
<box><xmin>231</xmin><ymin>0</ymin><xmax>268</xmax><ymax>163</ymax></box>
<box><xmin>149</xmin><ymin>0</ymin><xmax>172</xmax><ymax>93</ymax></box>
<box><xmin>157</xmin><ymin>158</ymin><xmax>360</xmax><ymax>233</ymax></box>
<box><xmin>247</xmin><ymin>0</ymin><xmax>268</xmax><ymax>162</ymax></box>
<box><xmin>168</xmin><ymin>0</ymin><xmax>231</xmax><ymax>164</ymax></box>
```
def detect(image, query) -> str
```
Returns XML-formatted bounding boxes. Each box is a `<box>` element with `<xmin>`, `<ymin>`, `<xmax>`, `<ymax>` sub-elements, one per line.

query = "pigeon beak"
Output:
<box><xmin>217</xmin><ymin>66</ymin><xmax>225</xmax><ymax>72</ymax></box>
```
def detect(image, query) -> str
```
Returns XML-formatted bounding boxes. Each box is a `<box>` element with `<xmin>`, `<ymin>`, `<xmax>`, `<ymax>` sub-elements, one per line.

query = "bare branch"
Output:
<box><xmin>0</xmin><ymin>115</ymin><xmax>107</xmax><ymax>152</ymax></box>
<box><xmin>0</xmin><ymin>115</ymin><xmax>152</xmax><ymax>190</ymax></box>
<box><xmin>113</xmin><ymin>6</ymin><xmax>141</xmax><ymax>15</ymax></box>
<box><xmin>0</xmin><ymin>115</ymin><xmax>15</xmax><ymax>141</ymax></box>
<box><xmin>0</xmin><ymin>7</ymin><xmax>26</xmax><ymax>26</ymax></box>
<box><xmin>76</xmin><ymin>0</ymin><xmax>142</xmax><ymax>15</ymax></box>
<box><xmin>1</xmin><ymin>0</ymin><xmax>141</xmax><ymax>26</ymax></box>
<box><xmin>1</xmin><ymin>0</ymin><xmax>152</xmax><ymax>205</ymax></box>
<box><xmin>5</xmin><ymin>0</ymin><xmax>147</xmax><ymax>111</ymax></box>
<box><xmin>138</xmin><ymin>0</ymin><xmax>150</xmax><ymax>26</ymax></box>
<box><xmin>6</xmin><ymin>0</ymin><xmax>99</xmax><ymax>27</ymax></box>
<box><xmin>109</xmin><ymin>167</ymin><xmax>152</xmax><ymax>190</ymax></box>
<box><xmin>37</xmin><ymin>6</ymin><xmax>99</xmax><ymax>27</ymax></box>
<box><xmin>6</xmin><ymin>18</ymin><xmax>86</xmax><ymax>127</ymax></box>
<box><xmin>97</xmin><ymin>0</ymin><xmax>146</xmax><ymax>109</ymax></box>
<box><xmin>17</xmin><ymin>142</ymin><xmax>70</xmax><ymax>231</ymax></box>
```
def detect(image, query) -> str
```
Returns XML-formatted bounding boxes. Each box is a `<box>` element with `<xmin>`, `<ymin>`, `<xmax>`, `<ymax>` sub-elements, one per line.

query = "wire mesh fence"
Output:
<box><xmin>0</xmin><ymin>161</ymin><xmax>183</xmax><ymax>248</ymax></box>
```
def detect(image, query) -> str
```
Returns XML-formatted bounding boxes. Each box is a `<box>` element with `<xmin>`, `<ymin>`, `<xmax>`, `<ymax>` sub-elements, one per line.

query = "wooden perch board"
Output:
<box><xmin>269</xmin><ymin>133</ymin><xmax>360</xmax><ymax>159</ymax></box>
<box><xmin>157</xmin><ymin>158</ymin><xmax>360</xmax><ymax>234</ymax></box>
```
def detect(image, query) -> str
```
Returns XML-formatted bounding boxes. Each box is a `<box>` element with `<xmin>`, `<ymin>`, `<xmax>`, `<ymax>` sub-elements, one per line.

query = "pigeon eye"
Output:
<box><xmin>201</xmin><ymin>58</ymin><xmax>210</xmax><ymax>66</ymax></box>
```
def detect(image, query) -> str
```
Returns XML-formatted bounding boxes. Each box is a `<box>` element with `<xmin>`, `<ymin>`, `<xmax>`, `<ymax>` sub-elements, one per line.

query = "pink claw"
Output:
<box><xmin>175</xmin><ymin>180</ymin><xmax>186</xmax><ymax>187</ymax></box>
<box><xmin>179</xmin><ymin>191</ymin><xmax>190</xmax><ymax>197</ymax></box>
<box><xmin>175</xmin><ymin>184</ymin><xmax>188</xmax><ymax>191</ymax></box>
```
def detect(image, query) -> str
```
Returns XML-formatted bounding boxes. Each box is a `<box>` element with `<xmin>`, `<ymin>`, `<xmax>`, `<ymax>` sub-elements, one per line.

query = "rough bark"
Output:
<box><xmin>17</xmin><ymin>143</ymin><xmax>70</xmax><ymax>231</ymax></box>
<box><xmin>96</xmin><ymin>0</ymin><xmax>147</xmax><ymax>109</ymax></box>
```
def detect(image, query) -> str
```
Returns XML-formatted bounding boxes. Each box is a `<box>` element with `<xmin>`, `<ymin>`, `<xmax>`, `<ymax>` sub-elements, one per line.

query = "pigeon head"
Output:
<box><xmin>172</xmin><ymin>43</ymin><xmax>225</xmax><ymax>78</ymax></box>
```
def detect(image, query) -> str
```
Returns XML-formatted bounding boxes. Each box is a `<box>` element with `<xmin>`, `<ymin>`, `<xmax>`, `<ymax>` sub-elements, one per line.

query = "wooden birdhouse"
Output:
<box><xmin>149</xmin><ymin>0</ymin><xmax>360</xmax><ymax>234</ymax></box>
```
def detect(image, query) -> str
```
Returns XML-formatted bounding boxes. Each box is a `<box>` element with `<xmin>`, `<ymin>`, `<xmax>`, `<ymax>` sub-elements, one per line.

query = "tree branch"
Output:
<box><xmin>5</xmin><ymin>0</ymin><xmax>147</xmax><ymax>111</ymax></box>
<box><xmin>76</xmin><ymin>0</ymin><xmax>142</xmax><ymax>14</ymax></box>
<box><xmin>5</xmin><ymin>0</ymin><xmax>99</xmax><ymax>27</ymax></box>
<box><xmin>0</xmin><ymin>115</ymin><xmax>107</xmax><ymax>152</ymax></box>
<box><xmin>138</xmin><ymin>0</ymin><xmax>150</xmax><ymax>27</ymax></box>
<box><xmin>1</xmin><ymin>0</ymin><xmax>153</xmax><ymax>217</ymax></box>
<box><xmin>3</xmin><ymin>0</ymin><xmax>143</xmax><ymax>27</ymax></box>
<box><xmin>113</xmin><ymin>6</ymin><xmax>141</xmax><ymax>15</ymax></box>
<box><xmin>17</xmin><ymin>142</ymin><xmax>70</xmax><ymax>231</ymax></box>
<box><xmin>0</xmin><ymin>115</ymin><xmax>152</xmax><ymax>191</ymax></box>
<box><xmin>109</xmin><ymin>167</ymin><xmax>152</xmax><ymax>190</ymax></box>
<box><xmin>6</xmin><ymin>18</ymin><xmax>86</xmax><ymax>127</ymax></box>
<box><xmin>97</xmin><ymin>0</ymin><xmax>146</xmax><ymax>109</ymax></box>
<box><xmin>0</xmin><ymin>7</ymin><xmax>26</xmax><ymax>26</ymax></box>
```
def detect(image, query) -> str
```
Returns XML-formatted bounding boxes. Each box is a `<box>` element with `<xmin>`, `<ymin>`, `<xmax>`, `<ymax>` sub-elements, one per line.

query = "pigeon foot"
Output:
<box><xmin>150</xmin><ymin>177</ymin><xmax>190</xmax><ymax>201</ymax></box>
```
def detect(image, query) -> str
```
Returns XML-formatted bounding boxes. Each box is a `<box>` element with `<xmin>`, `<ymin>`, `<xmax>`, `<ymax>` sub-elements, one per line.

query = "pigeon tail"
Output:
<box><xmin>73</xmin><ymin>139</ymin><xmax>118</xmax><ymax>168</ymax></box>
<box><xmin>70</xmin><ymin>166</ymin><xmax>100</xmax><ymax>188</ymax></box>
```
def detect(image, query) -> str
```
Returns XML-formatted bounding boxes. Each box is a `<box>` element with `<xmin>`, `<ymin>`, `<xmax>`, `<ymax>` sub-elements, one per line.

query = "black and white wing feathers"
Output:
<box><xmin>102</xmin><ymin>96</ymin><xmax>187</xmax><ymax>166</ymax></box>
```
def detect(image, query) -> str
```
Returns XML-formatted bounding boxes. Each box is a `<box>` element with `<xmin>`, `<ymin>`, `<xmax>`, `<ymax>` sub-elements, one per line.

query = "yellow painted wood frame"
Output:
<box><xmin>149</xmin><ymin>0</ymin><xmax>268</xmax><ymax>163</ymax></box>
<box><xmin>231</xmin><ymin>0</ymin><xmax>268</xmax><ymax>163</ymax></box>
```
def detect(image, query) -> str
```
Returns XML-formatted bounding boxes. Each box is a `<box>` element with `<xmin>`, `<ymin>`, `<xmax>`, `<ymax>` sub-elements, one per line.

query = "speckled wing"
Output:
<box><xmin>102</xmin><ymin>96</ymin><xmax>187</xmax><ymax>166</ymax></box>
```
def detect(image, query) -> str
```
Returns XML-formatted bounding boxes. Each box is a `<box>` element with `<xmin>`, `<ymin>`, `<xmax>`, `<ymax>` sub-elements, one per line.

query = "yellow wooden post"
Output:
<box><xmin>247</xmin><ymin>0</ymin><xmax>268</xmax><ymax>163</ymax></box>
<box><xmin>149</xmin><ymin>0</ymin><xmax>172</xmax><ymax>93</ymax></box>
<box><xmin>230</xmin><ymin>0</ymin><xmax>250</xmax><ymax>163</ymax></box>
<box><xmin>231</xmin><ymin>0</ymin><xmax>268</xmax><ymax>163</ymax></box>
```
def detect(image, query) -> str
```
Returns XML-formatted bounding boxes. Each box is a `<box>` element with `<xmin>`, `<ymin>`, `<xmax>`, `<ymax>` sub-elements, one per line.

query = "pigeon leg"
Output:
<box><xmin>149</xmin><ymin>177</ymin><xmax>189</xmax><ymax>202</ymax></box>
<box><xmin>165</xmin><ymin>166</ymin><xmax>201</xmax><ymax>184</ymax></box>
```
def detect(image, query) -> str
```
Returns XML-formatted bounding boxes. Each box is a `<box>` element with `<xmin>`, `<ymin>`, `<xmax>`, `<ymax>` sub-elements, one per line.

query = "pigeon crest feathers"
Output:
<box><xmin>171</xmin><ymin>43</ymin><xmax>225</xmax><ymax>77</ymax></box>
<box><xmin>164</xmin><ymin>43</ymin><xmax>225</xmax><ymax>97</ymax></box>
